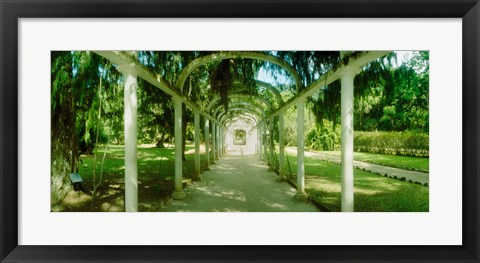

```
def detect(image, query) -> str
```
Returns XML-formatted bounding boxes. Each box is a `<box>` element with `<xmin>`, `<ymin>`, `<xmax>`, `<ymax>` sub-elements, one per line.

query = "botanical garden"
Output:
<box><xmin>51</xmin><ymin>50</ymin><xmax>429</xmax><ymax>212</ymax></box>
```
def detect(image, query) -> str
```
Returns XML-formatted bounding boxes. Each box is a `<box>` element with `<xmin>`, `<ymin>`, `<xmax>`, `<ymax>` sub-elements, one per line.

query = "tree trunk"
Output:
<box><xmin>156</xmin><ymin>128</ymin><xmax>166</xmax><ymax>148</ymax></box>
<box><xmin>70</xmin><ymin>89</ymin><xmax>78</xmax><ymax>173</ymax></box>
<box><xmin>51</xmin><ymin>138</ymin><xmax>74</xmax><ymax>211</ymax></box>
<box><xmin>51</xmin><ymin>51</ymin><xmax>75</xmax><ymax>210</ymax></box>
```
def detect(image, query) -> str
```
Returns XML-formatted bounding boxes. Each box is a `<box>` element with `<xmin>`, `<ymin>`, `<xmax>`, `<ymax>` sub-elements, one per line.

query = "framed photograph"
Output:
<box><xmin>1</xmin><ymin>0</ymin><xmax>479</xmax><ymax>262</ymax></box>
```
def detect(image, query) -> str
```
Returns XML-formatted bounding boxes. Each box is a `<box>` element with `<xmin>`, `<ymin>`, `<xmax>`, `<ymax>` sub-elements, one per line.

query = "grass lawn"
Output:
<box><xmin>79</xmin><ymin>144</ymin><xmax>206</xmax><ymax>182</ymax></box>
<box><xmin>284</xmin><ymin>154</ymin><xmax>429</xmax><ymax>212</ymax></box>
<box><xmin>318</xmin><ymin>151</ymin><xmax>429</xmax><ymax>172</ymax></box>
<box><xmin>63</xmin><ymin>144</ymin><xmax>209</xmax><ymax>212</ymax></box>
<box><xmin>66</xmin><ymin>144</ymin><xmax>428</xmax><ymax>212</ymax></box>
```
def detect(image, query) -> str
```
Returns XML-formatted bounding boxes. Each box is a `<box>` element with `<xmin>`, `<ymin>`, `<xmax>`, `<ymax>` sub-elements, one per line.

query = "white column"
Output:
<box><xmin>217</xmin><ymin>126</ymin><xmax>221</xmax><ymax>157</ymax></box>
<box><xmin>215</xmin><ymin>123</ymin><xmax>220</xmax><ymax>160</ymax></box>
<box><xmin>257</xmin><ymin>128</ymin><xmax>260</xmax><ymax>156</ymax></box>
<box><xmin>211</xmin><ymin>122</ymin><xmax>216</xmax><ymax>163</ymax></box>
<box><xmin>268</xmin><ymin>119</ymin><xmax>274</xmax><ymax>170</ymax></box>
<box><xmin>194</xmin><ymin>111</ymin><xmax>201</xmax><ymax>180</ymax></box>
<box><xmin>294</xmin><ymin>99</ymin><xmax>307</xmax><ymax>200</ymax></box>
<box><xmin>219</xmin><ymin>125</ymin><xmax>222</xmax><ymax>156</ymax></box>
<box><xmin>219</xmin><ymin>127</ymin><xmax>223</xmax><ymax>156</ymax></box>
<box><xmin>172</xmin><ymin>98</ymin><xmax>186</xmax><ymax>200</ymax></box>
<box><xmin>123</xmin><ymin>68</ymin><xmax>138</xmax><ymax>212</ymax></box>
<box><xmin>258</xmin><ymin>126</ymin><xmax>262</xmax><ymax>160</ymax></box>
<box><xmin>205</xmin><ymin>119</ymin><xmax>210</xmax><ymax>168</ymax></box>
<box><xmin>278</xmin><ymin>112</ymin><xmax>286</xmax><ymax>180</ymax></box>
<box><xmin>341</xmin><ymin>66</ymin><xmax>359</xmax><ymax>212</ymax></box>
<box><xmin>263</xmin><ymin>123</ymin><xmax>268</xmax><ymax>164</ymax></box>
<box><xmin>223</xmin><ymin>128</ymin><xmax>226</xmax><ymax>153</ymax></box>
<box><xmin>214</xmin><ymin>123</ymin><xmax>217</xmax><ymax>161</ymax></box>
<box><xmin>222</xmin><ymin>128</ymin><xmax>226</xmax><ymax>154</ymax></box>
<box><xmin>255</xmin><ymin>128</ymin><xmax>259</xmax><ymax>155</ymax></box>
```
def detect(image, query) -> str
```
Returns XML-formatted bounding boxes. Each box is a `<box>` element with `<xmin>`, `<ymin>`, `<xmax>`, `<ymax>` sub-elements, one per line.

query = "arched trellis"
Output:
<box><xmin>176</xmin><ymin>51</ymin><xmax>304</xmax><ymax>94</ymax></box>
<box><xmin>235</xmin><ymin>95</ymin><xmax>273</xmax><ymax>110</ymax></box>
<box><xmin>208</xmin><ymin>89</ymin><xmax>278</xmax><ymax>161</ymax></box>
<box><xmin>214</xmin><ymin>102</ymin><xmax>265</xmax><ymax>121</ymax></box>
<box><xmin>230</xmin><ymin>79</ymin><xmax>284</xmax><ymax>106</ymax></box>
<box><xmin>220</xmin><ymin>107</ymin><xmax>261</xmax><ymax>140</ymax></box>
<box><xmin>223</xmin><ymin>116</ymin><xmax>258</xmax><ymax>128</ymax></box>
<box><xmin>255</xmin><ymin>80</ymin><xmax>284</xmax><ymax>105</ymax></box>
<box><xmin>92</xmin><ymin>50</ymin><xmax>391</xmax><ymax>212</ymax></box>
<box><xmin>210</xmin><ymin>85</ymin><xmax>281</xmax><ymax>161</ymax></box>
<box><xmin>223</xmin><ymin>115</ymin><xmax>256</xmax><ymax>151</ymax></box>
<box><xmin>210</xmin><ymin>101</ymin><xmax>265</xmax><ymax>160</ymax></box>
<box><xmin>221</xmin><ymin>112</ymin><xmax>260</xmax><ymax>158</ymax></box>
<box><xmin>218</xmin><ymin>107</ymin><xmax>262</xmax><ymax>128</ymax></box>
<box><xmin>215</xmin><ymin>103</ymin><xmax>272</xmax><ymax>166</ymax></box>
<box><xmin>222</xmin><ymin>113</ymin><xmax>258</xmax><ymax>128</ymax></box>
<box><xmin>206</xmin><ymin>94</ymin><xmax>272</xmax><ymax>116</ymax></box>
<box><xmin>205</xmin><ymin>98</ymin><xmax>257</xmax><ymax>164</ymax></box>
<box><xmin>202</xmin><ymin>73</ymin><xmax>284</xmax><ymax>161</ymax></box>
<box><xmin>222</xmin><ymin>113</ymin><xmax>259</xmax><ymax>151</ymax></box>
<box><xmin>216</xmin><ymin>103</ymin><xmax>265</xmax><ymax>129</ymax></box>
<box><xmin>232</xmin><ymin>129</ymin><xmax>247</xmax><ymax>145</ymax></box>
<box><xmin>219</xmin><ymin>108</ymin><xmax>262</xmax><ymax>127</ymax></box>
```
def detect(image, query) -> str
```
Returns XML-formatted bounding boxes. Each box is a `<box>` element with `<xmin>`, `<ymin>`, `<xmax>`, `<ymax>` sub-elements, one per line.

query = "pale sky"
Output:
<box><xmin>256</xmin><ymin>51</ymin><xmax>417</xmax><ymax>86</ymax></box>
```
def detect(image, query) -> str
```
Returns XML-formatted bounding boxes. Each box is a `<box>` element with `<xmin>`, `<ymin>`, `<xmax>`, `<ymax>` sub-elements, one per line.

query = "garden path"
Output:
<box><xmin>286</xmin><ymin>147</ymin><xmax>429</xmax><ymax>185</ymax></box>
<box><xmin>160</xmin><ymin>146</ymin><xmax>319</xmax><ymax>212</ymax></box>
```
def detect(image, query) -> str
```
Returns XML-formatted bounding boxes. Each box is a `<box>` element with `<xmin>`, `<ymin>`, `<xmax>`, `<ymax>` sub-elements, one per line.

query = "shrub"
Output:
<box><xmin>354</xmin><ymin>131</ymin><xmax>429</xmax><ymax>157</ymax></box>
<box><xmin>305</xmin><ymin>120</ymin><xmax>341</xmax><ymax>151</ymax></box>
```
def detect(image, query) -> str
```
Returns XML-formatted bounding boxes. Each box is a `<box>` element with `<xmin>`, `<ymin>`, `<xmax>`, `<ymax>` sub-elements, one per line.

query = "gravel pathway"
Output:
<box><xmin>286</xmin><ymin>147</ymin><xmax>429</xmax><ymax>185</ymax></box>
<box><xmin>161</xmin><ymin>146</ymin><xmax>318</xmax><ymax>212</ymax></box>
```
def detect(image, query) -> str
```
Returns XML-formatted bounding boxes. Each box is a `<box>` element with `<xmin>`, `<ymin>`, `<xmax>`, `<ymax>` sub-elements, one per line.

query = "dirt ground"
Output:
<box><xmin>57</xmin><ymin>177</ymin><xmax>175</xmax><ymax>212</ymax></box>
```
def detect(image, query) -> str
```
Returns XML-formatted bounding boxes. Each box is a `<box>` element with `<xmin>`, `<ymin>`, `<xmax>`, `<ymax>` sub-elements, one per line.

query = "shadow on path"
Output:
<box><xmin>161</xmin><ymin>146</ymin><xmax>318</xmax><ymax>212</ymax></box>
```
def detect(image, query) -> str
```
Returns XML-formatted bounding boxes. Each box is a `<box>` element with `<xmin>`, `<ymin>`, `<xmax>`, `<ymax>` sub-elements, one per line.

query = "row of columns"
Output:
<box><xmin>256</xmin><ymin>114</ymin><xmax>287</xmax><ymax>181</ymax></box>
<box><xmin>254</xmin><ymin>67</ymin><xmax>359</xmax><ymax>211</ymax></box>
<box><xmin>121</xmin><ymin>66</ymin><xmax>227</xmax><ymax>211</ymax></box>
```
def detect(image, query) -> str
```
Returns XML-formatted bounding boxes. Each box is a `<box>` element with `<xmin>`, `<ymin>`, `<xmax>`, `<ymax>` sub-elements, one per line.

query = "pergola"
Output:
<box><xmin>93</xmin><ymin>50</ymin><xmax>390</xmax><ymax>212</ymax></box>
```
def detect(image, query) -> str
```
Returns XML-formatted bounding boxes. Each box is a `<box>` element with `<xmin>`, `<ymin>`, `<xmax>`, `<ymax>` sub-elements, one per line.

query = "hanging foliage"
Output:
<box><xmin>211</xmin><ymin>59</ymin><xmax>233</xmax><ymax>112</ymax></box>
<box><xmin>210</xmin><ymin>58</ymin><xmax>262</xmax><ymax>113</ymax></box>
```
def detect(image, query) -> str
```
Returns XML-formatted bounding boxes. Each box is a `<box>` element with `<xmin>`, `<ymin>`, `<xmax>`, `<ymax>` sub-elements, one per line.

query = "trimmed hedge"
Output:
<box><xmin>354</xmin><ymin>131</ymin><xmax>429</xmax><ymax>157</ymax></box>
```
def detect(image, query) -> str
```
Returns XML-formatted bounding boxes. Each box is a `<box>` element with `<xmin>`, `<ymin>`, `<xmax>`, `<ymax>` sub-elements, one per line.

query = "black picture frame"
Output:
<box><xmin>1</xmin><ymin>0</ymin><xmax>479</xmax><ymax>262</ymax></box>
